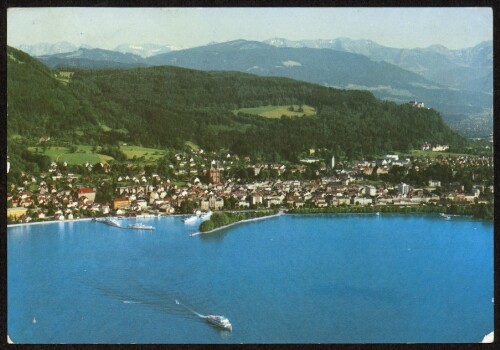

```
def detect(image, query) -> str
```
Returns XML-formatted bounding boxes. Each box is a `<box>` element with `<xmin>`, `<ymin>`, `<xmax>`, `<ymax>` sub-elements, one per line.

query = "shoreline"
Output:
<box><xmin>7</xmin><ymin>217</ymin><xmax>94</xmax><ymax>228</ymax></box>
<box><xmin>190</xmin><ymin>211</ymin><xmax>283</xmax><ymax>236</ymax></box>
<box><xmin>7</xmin><ymin>210</ymin><xmax>486</xmax><ymax>230</ymax></box>
<box><xmin>6</xmin><ymin>213</ymin><xmax>192</xmax><ymax>228</ymax></box>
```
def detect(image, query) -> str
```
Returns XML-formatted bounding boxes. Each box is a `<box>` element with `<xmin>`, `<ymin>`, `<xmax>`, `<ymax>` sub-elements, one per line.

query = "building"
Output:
<box><xmin>365</xmin><ymin>185</ymin><xmax>377</xmax><ymax>197</ymax></box>
<box><xmin>209</xmin><ymin>196</ymin><xmax>224</xmax><ymax>210</ymax></box>
<box><xmin>432</xmin><ymin>144</ymin><xmax>449</xmax><ymax>152</ymax></box>
<box><xmin>251</xmin><ymin>194</ymin><xmax>263</xmax><ymax>206</ymax></box>
<box><xmin>200</xmin><ymin>199</ymin><xmax>210</xmax><ymax>211</ymax></box>
<box><xmin>409</xmin><ymin>100</ymin><xmax>425</xmax><ymax>108</ymax></box>
<box><xmin>385</xmin><ymin>154</ymin><xmax>399</xmax><ymax>162</ymax></box>
<box><xmin>428</xmin><ymin>180</ymin><xmax>441</xmax><ymax>187</ymax></box>
<box><xmin>300</xmin><ymin>157</ymin><xmax>321</xmax><ymax>164</ymax></box>
<box><xmin>201</xmin><ymin>196</ymin><xmax>224</xmax><ymax>210</ymax></box>
<box><xmin>209</xmin><ymin>161</ymin><xmax>222</xmax><ymax>184</ymax></box>
<box><xmin>77</xmin><ymin>187</ymin><xmax>96</xmax><ymax>203</ymax></box>
<box><xmin>113</xmin><ymin>198</ymin><xmax>130</xmax><ymax>210</ymax></box>
<box><xmin>398</xmin><ymin>183</ymin><xmax>410</xmax><ymax>196</ymax></box>
<box><xmin>7</xmin><ymin>207</ymin><xmax>28</xmax><ymax>220</ymax></box>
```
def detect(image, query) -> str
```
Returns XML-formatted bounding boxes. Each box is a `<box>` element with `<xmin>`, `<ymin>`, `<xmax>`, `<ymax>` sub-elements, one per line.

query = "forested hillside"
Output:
<box><xmin>8</xmin><ymin>45</ymin><xmax>465</xmax><ymax>166</ymax></box>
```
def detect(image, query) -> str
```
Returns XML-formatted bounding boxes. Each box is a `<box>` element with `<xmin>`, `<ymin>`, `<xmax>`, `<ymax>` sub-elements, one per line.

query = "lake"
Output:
<box><xmin>7</xmin><ymin>213</ymin><xmax>493</xmax><ymax>343</ymax></box>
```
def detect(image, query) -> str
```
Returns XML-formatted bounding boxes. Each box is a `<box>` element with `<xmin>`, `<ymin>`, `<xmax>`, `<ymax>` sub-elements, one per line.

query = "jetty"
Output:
<box><xmin>190</xmin><ymin>211</ymin><xmax>283</xmax><ymax>236</ymax></box>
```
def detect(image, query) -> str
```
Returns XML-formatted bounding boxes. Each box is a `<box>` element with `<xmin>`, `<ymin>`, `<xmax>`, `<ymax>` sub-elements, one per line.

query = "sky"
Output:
<box><xmin>7</xmin><ymin>7</ymin><xmax>493</xmax><ymax>50</ymax></box>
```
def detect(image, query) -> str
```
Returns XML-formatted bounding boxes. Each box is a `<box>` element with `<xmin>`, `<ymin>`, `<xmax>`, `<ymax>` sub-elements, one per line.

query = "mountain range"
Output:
<box><xmin>17</xmin><ymin>42</ymin><xmax>181</xmax><ymax>58</ymax></box>
<box><xmin>263</xmin><ymin>37</ymin><xmax>492</xmax><ymax>94</ymax></box>
<box><xmin>13</xmin><ymin>38</ymin><xmax>493</xmax><ymax>137</ymax></box>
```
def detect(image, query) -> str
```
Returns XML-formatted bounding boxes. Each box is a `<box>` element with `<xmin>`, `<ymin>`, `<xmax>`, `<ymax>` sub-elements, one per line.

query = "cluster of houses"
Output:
<box><xmin>7</xmin><ymin>149</ymin><xmax>493</xmax><ymax>224</ymax></box>
<box><xmin>421</xmin><ymin>142</ymin><xmax>450</xmax><ymax>152</ymax></box>
<box><xmin>408</xmin><ymin>100</ymin><xmax>426</xmax><ymax>108</ymax></box>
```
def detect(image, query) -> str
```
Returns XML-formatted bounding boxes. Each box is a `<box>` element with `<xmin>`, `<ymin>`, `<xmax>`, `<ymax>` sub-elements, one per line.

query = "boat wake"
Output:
<box><xmin>175</xmin><ymin>299</ymin><xmax>206</xmax><ymax>318</ymax></box>
<box><xmin>83</xmin><ymin>278</ymin><xmax>213</xmax><ymax>323</ymax></box>
<box><xmin>83</xmin><ymin>277</ymin><xmax>231</xmax><ymax>330</ymax></box>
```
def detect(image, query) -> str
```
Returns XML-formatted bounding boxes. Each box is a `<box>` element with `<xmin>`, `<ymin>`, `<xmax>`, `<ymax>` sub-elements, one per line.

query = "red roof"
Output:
<box><xmin>114</xmin><ymin>198</ymin><xmax>129</xmax><ymax>202</ymax></box>
<box><xmin>78</xmin><ymin>188</ymin><xmax>95</xmax><ymax>194</ymax></box>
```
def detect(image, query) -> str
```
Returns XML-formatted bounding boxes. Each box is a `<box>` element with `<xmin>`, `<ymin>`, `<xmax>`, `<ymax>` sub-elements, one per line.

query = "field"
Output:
<box><xmin>184</xmin><ymin>141</ymin><xmax>200</xmax><ymax>151</ymax></box>
<box><xmin>54</xmin><ymin>71</ymin><xmax>74</xmax><ymax>85</ymax></box>
<box><xmin>120</xmin><ymin>145</ymin><xmax>167</xmax><ymax>161</ymax></box>
<box><xmin>405</xmin><ymin>150</ymin><xmax>470</xmax><ymax>158</ymax></box>
<box><xmin>234</xmin><ymin>105</ymin><xmax>316</xmax><ymax>118</ymax></box>
<box><xmin>27</xmin><ymin>146</ymin><xmax>114</xmax><ymax>165</ymax></box>
<box><xmin>28</xmin><ymin>144</ymin><xmax>168</xmax><ymax>165</ymax></box>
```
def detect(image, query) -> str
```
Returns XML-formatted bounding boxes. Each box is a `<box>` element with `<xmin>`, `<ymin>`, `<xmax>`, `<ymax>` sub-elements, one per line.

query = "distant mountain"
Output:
<box><xmin>146</xmin><ymin>40</ymin><xmax>491</xmax><ymax>118</ymax></box>
<box><xmin>16</xmin><ymin>41</ymin><xmax>79</xmax><ymax>56</ymax></box>
<box><xmin>36</xmin><ymin>48</ymin><xmax>149</xmax><ymax>69</ymax></box>
<box><xmin>263</xmin><ymin>38</ymin><xmax>493</xmax><ymax>94</ymax></box>
<box><xmin>114</xmin><ymin>43</ymin><xmax>182</xmax><ymax>57</ymax></box>
<box><xmin>146</xmin><ymin>40</ymin><xmax>427</xmax><ymax>90</ymax></box>
<box><xmin>264</xmin><ymin>37</ymin><xmax>385</xmax><ymax>55</ymax></box>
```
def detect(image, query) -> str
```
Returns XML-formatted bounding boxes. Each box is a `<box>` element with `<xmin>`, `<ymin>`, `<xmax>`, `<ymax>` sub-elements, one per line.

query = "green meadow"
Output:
<box><xmin>120</xmin><ymin>145</ymin><xmax>167</xmax><ymax>160</ymax></box>
<box><xmin>27</xmin><ymin>146</ymin><xmax>114</xmax><ymax>165</ymax></box>
<box><xmin>405</xmin><ymin>150</ymin><xmax>470</xmax><ymax>158</ymax></box>
<box><xmin>234</xmin><ymin>105</ymin><xmax>316</xmax><ymax>118</ymax></box>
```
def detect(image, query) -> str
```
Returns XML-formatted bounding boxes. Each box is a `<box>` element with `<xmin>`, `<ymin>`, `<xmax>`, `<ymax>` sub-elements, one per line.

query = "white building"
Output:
<box><xmin>432</xmin><ymin>144</ymin><xmax>449</xmax><ymax>152</ymax></box>
<box><xmin>365</xmin><ymin>185</ymin><xmax>377</xmax><ymax>197</ymax></box>
<box><xmin>385</xmin><ymin>154</ymin><xmax>399</xmax><ymax>162</ymax></box>
<box><xmin>428</xmin><ymin>180</ymin><xmax>441</xmax><ymax>187</ymax></box>
<box><xmin>398</xmin><ymin>183</ymin><xmax>410</xmax><ymax>196</ymax></box>
<box><xmin>201</xmin><ymin>196</ymin><xmax>224</xmax><ymax>211</ymax></box>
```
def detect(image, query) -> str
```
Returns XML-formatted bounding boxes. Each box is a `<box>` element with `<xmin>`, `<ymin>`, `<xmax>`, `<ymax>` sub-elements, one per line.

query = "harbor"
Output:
<box><xmin>94</xmin><ymin>217</ymin><xmax>155</xmax><ymax>231</ymax></box>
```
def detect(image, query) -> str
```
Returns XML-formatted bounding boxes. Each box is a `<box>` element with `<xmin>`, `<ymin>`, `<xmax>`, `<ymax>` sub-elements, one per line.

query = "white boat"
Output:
<box><xmin>183</xmin><ymin>215</ymin><xmax>199</xmax><ymax>224</ymax></box>
<box><xmin>205</xmin><ymin>315</ymin><xmax>232</xmax><ymax>331</ymax></box>
<box><xmin>96</xmin><ymin>218</ymin><xmax>121</xmax><ymax>227</ymax></box>
<box><xmin>375</xmin><ymin>212</ymin><xmax>380</xmax><ymax>216</ymax></box>
<box><xmin>440</xmin><ymin>213</ymin><xmax>451</xmax><ymax>220</ymax></box>
<box><xmin>125</xmin><ymin>223</ymin><xmax>155</xmax><ymax>231</ymax></box>
<box><xmin>200</xmin><ymin>211</ymin><xmax>213</xmax><ymax>221</ymax></box>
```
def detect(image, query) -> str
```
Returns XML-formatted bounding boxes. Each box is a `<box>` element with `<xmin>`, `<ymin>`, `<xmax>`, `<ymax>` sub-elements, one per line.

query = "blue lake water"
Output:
<box><xmin>8</xmin><ymin>214</ymin><xmax>493</xmax><ymax>343</ymax></box>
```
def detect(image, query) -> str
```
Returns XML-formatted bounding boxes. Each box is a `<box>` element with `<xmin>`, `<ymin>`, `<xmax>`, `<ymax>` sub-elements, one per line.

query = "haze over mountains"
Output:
<box><xmin>13</xmin><ymin>38</ymin><xmax>493</xmax><ymax>137</ymax></box>
<box><xmin>263</xmin><ymin>37</ymin><xmax>493</xmax><ymax>95</ymax></box>
<box><xmin>18</xmin><ymin>42</ymin><xmax>182</xmax><ymax>58</ymax></box>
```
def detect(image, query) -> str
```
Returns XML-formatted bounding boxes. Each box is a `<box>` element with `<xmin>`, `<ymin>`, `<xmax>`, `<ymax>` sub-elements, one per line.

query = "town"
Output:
<box><xmin>6</xmin><ymin>143</ymin><xmax>494</xmax><ymax>224</ymax></box>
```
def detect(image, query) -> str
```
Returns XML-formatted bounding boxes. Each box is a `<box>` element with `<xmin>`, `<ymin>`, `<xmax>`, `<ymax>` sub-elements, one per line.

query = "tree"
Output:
<box><xmin>179</xmin><ymin>200</ymin><xmax>196</xmax><ymax>214</ymax></box>
<box><xmin>200</xmin><ymin>220</ymin><xmax>214</xmax><ymax>232</ymax></box>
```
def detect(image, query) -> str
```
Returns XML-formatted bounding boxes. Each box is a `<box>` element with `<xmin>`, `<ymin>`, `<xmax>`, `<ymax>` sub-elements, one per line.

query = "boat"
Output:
<box><xmin>174</xmin><ymin>298</ymin><xmax>232</xmax><ymax>331</ymax></box>
<box><xmin>200</xmin><ymin>211</ymin><xmax>213</xmax><ymax>221</ymax></box>
<box><xmin>440</xmin><ymin>213</ymin><xmax>451</xmax><ymax>220</ymax></box>
<box><xmin>125</xmin><ymin>223</ymin><xmax>155</xmax><ymax>231</ymax></box>
<box><xmin>183</xmin><ymin>211</ymin><xmax>202</xmax><ymax>224</ymax></box>
<box><xmin>96</xmin><ymin>217</ymin><xmax>121</xmax><ymax>227</ymax></box>
<box><xmin>105</xmin><ymin>218</ymin><xmax>121</xmax><ymax>227</ymax></box>
<box><xmin>205</xmin><ymin>315</ymin><xmax>232</xmax><ymax>331</ymax></box>
<box><xmin>183</xmin><ymin>215</ymin><xmax>199</xmax><ymax>224</ymax></box>
<box><xmin>375</xmin><ymin>212</ymin><xmax>380</xmax><ymax>216</ymax></box>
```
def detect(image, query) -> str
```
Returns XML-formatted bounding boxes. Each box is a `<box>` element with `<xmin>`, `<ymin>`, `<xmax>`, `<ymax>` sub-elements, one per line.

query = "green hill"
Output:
<box><xmin>8</xmin><ymin>45</ymin><xmax>465</xmax><ymax>171</ymax></box>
